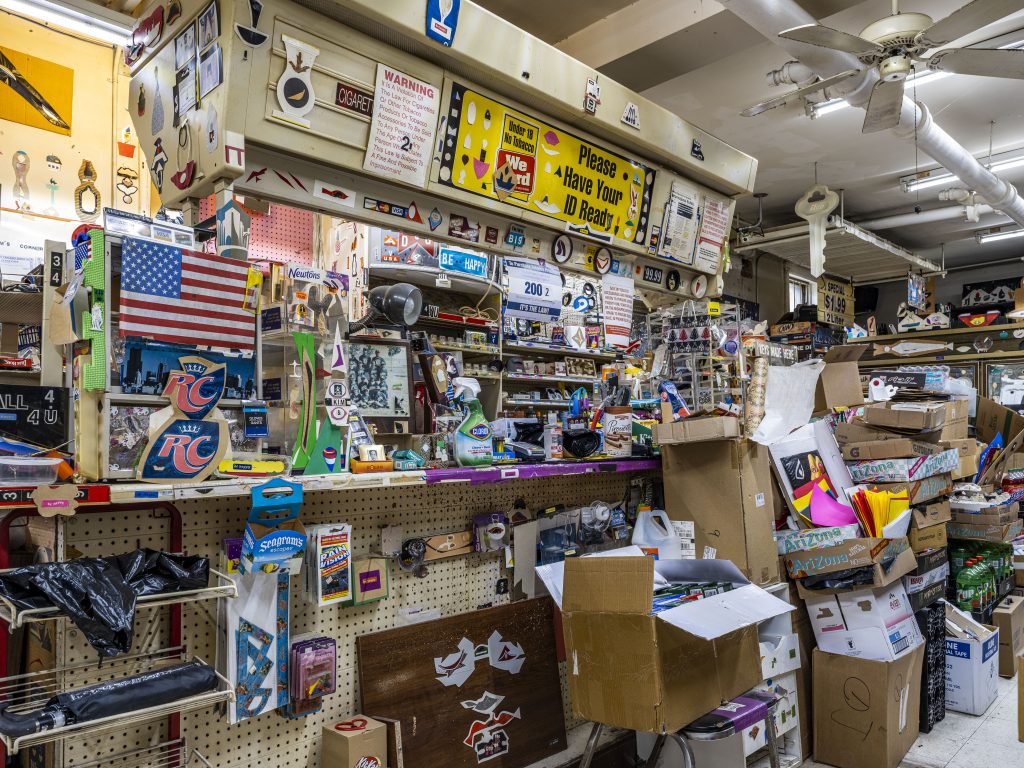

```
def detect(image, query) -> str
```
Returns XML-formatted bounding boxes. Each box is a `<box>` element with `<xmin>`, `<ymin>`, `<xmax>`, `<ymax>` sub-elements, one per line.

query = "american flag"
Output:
<box><xmin>119</xmin><ymin>237</ymin><xmax>255</xmax><ymax>352</ymax></box>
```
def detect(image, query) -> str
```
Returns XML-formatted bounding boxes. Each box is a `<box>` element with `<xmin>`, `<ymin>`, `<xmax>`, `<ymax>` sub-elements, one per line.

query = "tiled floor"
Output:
<box><xmin>804</xmin><ymin>675</ymin><xmax>1022</xmax><ymax>768</ymax></box>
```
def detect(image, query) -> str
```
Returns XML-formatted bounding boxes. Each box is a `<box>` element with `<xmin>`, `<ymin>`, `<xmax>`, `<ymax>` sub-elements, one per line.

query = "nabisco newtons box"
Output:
<box><xmin>536</xmin><ymin>548</ymin><xmax>793</xmax><ymax>733</ymax></box>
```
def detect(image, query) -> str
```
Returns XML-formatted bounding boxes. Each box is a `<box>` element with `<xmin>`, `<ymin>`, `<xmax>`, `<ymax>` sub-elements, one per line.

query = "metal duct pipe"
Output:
<box><xmin>857</xmin><ymin>204</ymin><xmax>999</xmax><ymax>230</ymax></box>
<box><xmin>766</xmin><ymin>61</ymin><xmax>816</xmax><ymax>87</ymax></box>
<box><xmin>720</xmin><ymin>0</ymin><xmax>1024</xmax><ymax>226</ymax></box>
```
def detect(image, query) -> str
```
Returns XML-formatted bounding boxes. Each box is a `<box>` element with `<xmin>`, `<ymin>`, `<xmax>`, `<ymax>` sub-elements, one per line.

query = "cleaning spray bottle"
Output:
<box><xmin>453</xmin><ymin>377</ymin><xmax>493</xmax><ymax>467</ymax></box>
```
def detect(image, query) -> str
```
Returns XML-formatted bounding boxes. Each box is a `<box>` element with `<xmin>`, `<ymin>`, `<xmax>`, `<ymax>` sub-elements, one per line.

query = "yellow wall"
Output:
<box><xmin>0</xmin><ymin>11</ymin><xmax>150</xmax><ymax>273</ymax></box>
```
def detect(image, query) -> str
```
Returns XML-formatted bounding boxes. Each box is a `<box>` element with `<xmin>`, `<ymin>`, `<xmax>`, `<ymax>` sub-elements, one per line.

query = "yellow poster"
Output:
<box><xmin>437</xmin><ymin>82</ymin><xmax>655</xmax><ymax>245</ymax></box>
<box><xmin>0</xmin><ymin>46</ymin><xmax>73</xmax><ymax>136</ymax></box>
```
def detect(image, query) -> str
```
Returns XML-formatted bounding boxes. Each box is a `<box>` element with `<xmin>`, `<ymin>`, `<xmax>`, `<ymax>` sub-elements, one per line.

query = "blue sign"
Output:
<box><xmin>425</xmin><ymin>0</ymin><xmax>461</xmax><ymax>46</ymax></box>
<box><xmin>439</xmin><ymin>246</ymin><xmax>488</xmax><ymax>278</ymax></box>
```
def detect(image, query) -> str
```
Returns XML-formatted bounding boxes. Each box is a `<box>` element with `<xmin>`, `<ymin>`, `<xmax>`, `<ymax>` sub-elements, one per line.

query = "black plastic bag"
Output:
<box><xmin>0</xmin><ymin>550</ymin><xmax>209</xmax><ymax>656</ymax></box>
<box><xmin>0</xmin><ymin>660</ymin><xmax>217</xmax><ymax>738</ymax></box>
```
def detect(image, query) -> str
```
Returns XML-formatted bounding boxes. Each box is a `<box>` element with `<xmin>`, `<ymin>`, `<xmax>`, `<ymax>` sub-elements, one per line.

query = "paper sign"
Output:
<box><xmin>817</xmin><ymin>275</ymin><xmax>854</xmax><ymax>326</ymax></box>
<box><xmin>602</xmin><ymin>274</ymin><xmax>634</xmax><ymax>349</ymax></box>
<box><xmin>505</xmin><ymin>258</ymin><xmax>562</xmax><ymax>322</ymax></box>
<box><xmin>660</xmin><ymin>181</ymin><xmax>700</xmax><ymax>263</ymax></box>
<box><xmin>32</xmin><ymin>484</ymin><xmax>79</xmax><ymax>517</ymax></box>
<box><xmin>694</xmin><ymin>195</ymin><xmax>731</xmax><ymax>275</ymax></box>
<box><xmin>363</xmin><ymin>65</ymin><xmax>440</xmax><ymax>187</ymax></box>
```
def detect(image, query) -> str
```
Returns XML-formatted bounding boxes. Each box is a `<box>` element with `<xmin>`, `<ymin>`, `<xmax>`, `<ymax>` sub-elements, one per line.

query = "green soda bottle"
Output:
<box><xmin>951</xmin><ymin>544</ymin><xmax>970</xmax><ymax>577</ymax></box>
<box><xmin>956</xmin><ymin>558</ymin><xmax>980</xmax><ymax>612</ymax></box>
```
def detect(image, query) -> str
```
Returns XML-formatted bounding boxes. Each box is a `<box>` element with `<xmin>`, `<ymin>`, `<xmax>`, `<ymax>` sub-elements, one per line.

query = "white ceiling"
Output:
<box><xmin>488</xmin><ymin>0</ymin><xmax>1024</xmax><ymax>274</ymax></box>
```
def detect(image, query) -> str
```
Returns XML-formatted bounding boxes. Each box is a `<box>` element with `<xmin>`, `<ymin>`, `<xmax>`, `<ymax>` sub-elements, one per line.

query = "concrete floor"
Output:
<box><xmin>805</xmin><ymin>674</ymin><xmax>1021</xmax><ymax>768</ymax></box>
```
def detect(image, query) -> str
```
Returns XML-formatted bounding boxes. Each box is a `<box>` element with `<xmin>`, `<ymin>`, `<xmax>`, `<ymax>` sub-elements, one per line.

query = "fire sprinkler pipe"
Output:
<box><xmin>720</xmin><ymin>0</ymin><xmax>1024</xmax><ymax>227</ymax></box>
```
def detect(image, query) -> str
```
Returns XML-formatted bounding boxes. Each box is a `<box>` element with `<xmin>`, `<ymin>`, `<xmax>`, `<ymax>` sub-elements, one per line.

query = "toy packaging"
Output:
<box><xmin>304</xmin><ymin>523</ymin><xmax>353</xmax><ymax>606</ymax></box>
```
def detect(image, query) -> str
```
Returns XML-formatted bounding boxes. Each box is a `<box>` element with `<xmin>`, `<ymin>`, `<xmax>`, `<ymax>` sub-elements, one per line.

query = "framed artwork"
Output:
<box><xmin>358</xmin><ymin>599</ymin><xmax>567</xmax><ymax>768</ymax></box>
<box><xmin>174</xmin><ymin>21</ymin><xmax>196</xmax><ymax>69</ymax></box>
<box><xmin>198</xmin><ymin>42</ymin><xmax>223</xmax><ymax>98</ymax></box>
<box><xmin>345</xmin><ymin>339</ymin><xmax>412</xmax><ymax>424</ymax></box>
<box><xmin>197</xmin><ymin>2</ymin><xmax>220</xmax><ymax>49</ymax></box>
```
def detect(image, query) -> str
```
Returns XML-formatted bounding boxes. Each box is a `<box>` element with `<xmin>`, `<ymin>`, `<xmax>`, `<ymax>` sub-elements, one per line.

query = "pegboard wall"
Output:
<box><xmin>52</xmin><ymin>471</ymin><xmax>654</xmax><ymax>768</ymax></box>
<box><xmin>198</xmin><ymin>196</ymin><xmax>314</xmax><ymax>266</ymax></box>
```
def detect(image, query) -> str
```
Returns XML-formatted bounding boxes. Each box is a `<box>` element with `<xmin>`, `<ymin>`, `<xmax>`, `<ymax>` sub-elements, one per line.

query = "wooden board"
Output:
<box><xmin>357</xmin><ymin>598</ymin><xmax>567</xmax><ymax>768</ymax></box>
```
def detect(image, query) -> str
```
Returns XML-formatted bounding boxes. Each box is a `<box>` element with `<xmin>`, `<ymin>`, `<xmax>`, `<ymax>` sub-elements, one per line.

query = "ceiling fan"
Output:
<box><xmin>742</xmin><ymin>0</ymin><xmax>1024</xmax><ymax>132</ymax></box>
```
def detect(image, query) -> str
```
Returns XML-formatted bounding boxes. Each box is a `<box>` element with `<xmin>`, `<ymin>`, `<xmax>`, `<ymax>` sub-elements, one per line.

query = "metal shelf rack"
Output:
<box><xmin>0</xmin><ymin>568</ymin><xmax>237</xmax><ymax>630</ymax></box>
<box><xmin>0</xmin><ymin>646</ymin><xmax>232</xmax><ymax>754</ymax></box>
<box><xmin>68</xmin><ymin>738</ymin><xmax>212</xmax><ymax>767</ymax></box>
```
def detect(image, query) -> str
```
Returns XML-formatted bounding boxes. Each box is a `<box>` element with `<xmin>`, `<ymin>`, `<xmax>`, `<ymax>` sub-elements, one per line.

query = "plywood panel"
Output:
<box><xmin>357</xmin><ymin>599</ymin><xmax>566</xmax><ymax>768</ymax></box>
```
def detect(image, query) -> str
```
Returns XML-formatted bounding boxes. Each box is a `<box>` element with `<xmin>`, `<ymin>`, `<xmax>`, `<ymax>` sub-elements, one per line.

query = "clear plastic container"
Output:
<box><xmin>0</xmin><ymin>456</ymin><xmax>62</xmax><ymax>484</ymax></box>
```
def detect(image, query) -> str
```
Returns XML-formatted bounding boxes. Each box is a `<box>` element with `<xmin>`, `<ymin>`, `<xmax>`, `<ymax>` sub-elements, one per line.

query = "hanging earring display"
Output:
<box><xmin>11</xmin><ymin>150</ymin><xmax>30</xmax><ymax>209</ymax></box>
<box><xmin>74</xmin><ymin>160</ymin><xmax>101</xmax><ymax>222</ymax></box>
<box><xmin>272</xmin><ymin>35</ymin><xmax>320</xmax><ymax>128</ymax></box>
<box><xmin>151</xmin><ymin>137</ymin><xmax>169</xmax><ymax>193</ymax></box>
<box><xmin>116</xmin><ymin>166</ymin><xmax>139</xmax><ymax>204</ymax></box>
<box><xmin>151</xmin><ymin>68</ymin><xmax>165</xmax><ymax>134</ymax></box>
<box><xmin>170</xmin><ymin>119</ymin><xmax>196</xmax><ymax>190</ymax></box>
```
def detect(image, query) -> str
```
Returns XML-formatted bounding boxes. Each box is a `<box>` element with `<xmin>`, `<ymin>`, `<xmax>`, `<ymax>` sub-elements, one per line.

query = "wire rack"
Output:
<box><xmin>67</xmin><ymin>738</ymin><xmax>212</xmax><ymax>768</ymax></box>
<box><xmin>0</xmin><ymin>568</ymin><xmax>237</xmax><ymax>631</ymax></box>
<box><xmin>0</xmin><ymin>646</ymin><xmax>233</xmax><ymax>754</ymax></box>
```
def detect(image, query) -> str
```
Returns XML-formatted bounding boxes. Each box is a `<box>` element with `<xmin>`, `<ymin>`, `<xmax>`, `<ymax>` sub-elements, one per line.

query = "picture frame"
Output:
<box><xmin>565</xmin><ymin>357</ymin><xmax>596</xmax><ymax>378</ymax></box>
<box><xmin>197</xmin><ymin>1</ymin><xmax>220</xmax><ymax>49</ymax></box>
<box><xmin>344</xmin><ymin>338</ymin><xmax>412</xmax><ymax>429</ymax></box>
<box><xmin>174</xmin><ymin>21</ymin><xmax>196</xmax><ymax>69</ymax></box>
<box><xmin>198</xmin><ymin>42</ymin><xmax>223</xmax><ymax>99</ymax></box>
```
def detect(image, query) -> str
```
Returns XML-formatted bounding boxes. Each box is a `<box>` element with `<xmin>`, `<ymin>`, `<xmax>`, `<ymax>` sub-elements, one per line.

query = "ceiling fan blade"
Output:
<box><xmin>862</xmin><ymin>79</ymin><xmax>905</xmax><ymax>133</ymax></box>
<box><xmin>779</xmin><ymin>24</ymin><xmax>884</xmax><ymax>56</ymax></box>
<box><xmin>740</xmin><ymin>69</ymin><xmax>861</xmax><ymax>117</ymax></box>
<box><xmin>917</xmin><ymin>0</ymin><xmax>1024</xmax><ymax>48</ymax></box>
<box><xmin>928</xmin><ymin>47</ymin><xmax>1024</xmax><ymax>78</ymax></box>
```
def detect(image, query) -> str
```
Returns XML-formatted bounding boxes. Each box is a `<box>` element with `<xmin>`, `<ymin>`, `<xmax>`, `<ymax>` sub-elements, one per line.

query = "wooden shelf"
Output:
<box><xmin>850</xmin><ymin>322</ymin><xmax>1024</xmax><ymax>344</ymax></box>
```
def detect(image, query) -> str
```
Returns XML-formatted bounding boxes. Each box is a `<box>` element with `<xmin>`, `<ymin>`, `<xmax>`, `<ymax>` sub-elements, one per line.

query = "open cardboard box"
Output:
<box><xmin>784</xmin><ymin>537</ymin><xmax>912</xmax><ymax>581</ymax></box>
<box><xmin>841</xmin><ymin>438</ymin><xmax>942</xmax><ymax>461</ymax></box>
<box><xmin>815</xmin><ymin>346</ymin><xmax>866</xmax><ymax>412</ymax></box>
<box><xmin>654</xmin><ymin>415</ymin><xmax>740</xmax><ymax>444</ymax></box>
<box><xmin>536</xmin><ymin>547</ymin><xmax>793</xmax><ymax>733</ymax></box>
<box><xmin>863</xmin><ymin>402</ymin><xmax>947</xmax><ymax>433</ymax></box>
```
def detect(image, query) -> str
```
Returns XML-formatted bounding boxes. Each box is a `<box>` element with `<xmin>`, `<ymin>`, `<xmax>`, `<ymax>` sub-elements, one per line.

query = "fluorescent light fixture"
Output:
<box><xmin>903</xmin><ymin>153</ymin><xmax>1024</xmax><ymax>193</ymax></box>
<box><xmin>0</xmin><ymin>0</ymin><xmax>131</xmax><ymax>45</ymax></box>
<box><xmin>810</xmin><ymin>67</ymin><xmax>952</xmax><ymax>118</ymax></box>
<box><xmin>976</xmin><ymin>228</ymin><xmax>1024</xmax><ymax>244</ymax></box>
<box><xmin>812</xmin><ymin>98</ymin><xmax>849</xmax><ymax>116</ymax></box>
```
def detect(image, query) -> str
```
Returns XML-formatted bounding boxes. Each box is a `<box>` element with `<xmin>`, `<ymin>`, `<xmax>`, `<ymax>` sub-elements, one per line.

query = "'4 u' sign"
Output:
<box><xmin>138</xmin><ymin>356</ymin><xmax>229</xmax><ymax>483</ymax></box>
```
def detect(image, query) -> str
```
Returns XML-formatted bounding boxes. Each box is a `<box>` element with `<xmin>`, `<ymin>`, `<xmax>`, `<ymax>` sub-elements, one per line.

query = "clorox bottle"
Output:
<box><xmin>631</xmin><ymin>506</ymin><xmax>682</xmax><ymax>559</ymax></box>
<box><xmin>453</xmin><ymin>377</ymin><xmax>493</xmax><ymax>467</ymax></box>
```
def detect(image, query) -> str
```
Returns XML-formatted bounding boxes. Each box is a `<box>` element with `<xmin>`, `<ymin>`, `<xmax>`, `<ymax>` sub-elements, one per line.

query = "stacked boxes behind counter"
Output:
<box><xmin>915</xmin><ymin>602</ymin><xmax>946</xmax><ymax>733</ymax></box>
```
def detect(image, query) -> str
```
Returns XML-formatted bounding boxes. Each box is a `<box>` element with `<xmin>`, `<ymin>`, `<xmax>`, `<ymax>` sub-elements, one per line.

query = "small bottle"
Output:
<box><xmin>544</xmin><ymin>414</ymin><xmax>563</xmax><ymax>460</ymax></box>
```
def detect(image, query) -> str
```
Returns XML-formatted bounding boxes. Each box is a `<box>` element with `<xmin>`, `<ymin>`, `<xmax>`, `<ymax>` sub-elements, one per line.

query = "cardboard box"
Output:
<box><xmin>847</xmin><ymin>449</ymin><xmax>960</xmax><ymax>484</ymax></box>
<box><xmin>942</xmin><ymin>438</ymin><xmax>981</xmax><ymax>480</ymax></box>
<box><xmin>759</xmin><ymin>632</ymin><xmax>802</xmax><ymax>679</ymax></box>
<box><xmin>977</xmin><ymin>396</ymin><xmax>1024</xmax><ymax>446</ymax></box>
<box><xmin>945</xmin><ymin>604</ymin><xmax>999</xmax><ymax>716</ymax></box>
<box><xmin>938</xmin><ymin>400</ymin><xmax>970</xmax><ymax>441</ymax></box>
<box><xmin>812</xmin><ymin>645</ymin><xmax>923</xmax><ymax>768</ymax></box>
<box><xmin>947</xmin><ymin>518</ymin><xmax>1023</xmax><ymax>543</ymax></box>
<box><xmin>993</xmin><ymin>594</ymin><xmax>1024</xmax><ymax>678</ymax></box>
<box><xmin>863</xmin><ymin>402</ymin><xmax>947</xmax><ymax>433</ymax></box>
<box><xmin>794</xmin><ymin>548</ymin><xmax>917</xmax><ymax>597</ymax></box>
<box><xmin>841</xmin><ymin>439</ymin><xmax>941</xmax><ymax>461</ymax></box>
<box><xmin>1016</xmin><ymin>553</ymin><xmax>1024</xmax><ymax>588</ymax></box>
<box><xmin>774</xmin><ymin>524</ymin><xmax>860</xmax><ymax>555</ymax></box>
<box><xmin>815</xmin><ymin>346</ymin><xmax>866</xmax><ymax>411</ymax></box>
<box><xmin>869</xmin><ymin>474</ymin><xmax>953</xmax><ymax>506</ymax></box>
<box><xmin>784</xmin><ymin>536</ymin><xmax>911</xmax><ymax>580</ymax></box>
<box><xmin>539</xmin><ymin>551</ymin><xmax>794</xmax><ymax>733</ymax></box>
<box><xmin>802</xmin><ymin>581</ymin><xmax>924</xmax><ymax>661</ymax></box>
<box><xmin>912</xmin><ymin>500</ymin><xmax>951</xmax><ymax>529</ymax></box>
<box><xmin>663</xmin><ymin>439</ymin><xmax>779</xmax><ymax>585</ymax></box>
<box><xmin>366</xmin><ymin>715</ymin><xmax>404</xmax><ymax>768</ymax></box>
<box><xmin>834</xmin><ymin>421</ymin><xmax>937</xmax><ymax>445</ymax></box>
<box><xmin>353</xmin><ymin>557</ymin><xmax>389</xmax><ymax>604</ymax></box>
<box><xmin>322</xmin><ymin>716</ymin><xmax>388</xmax><ymax>768</ymax></box>
<box><xmin>654</xmin><ymin>416</ymin><xmax>739</xmax><ymax>444</ymax></box>
<box><xmin>908</xmin><ymin>522</ymin><xmax>947</xmax><ymax>553</ymax></box>
<box><xmin>1019</xmin><ymin>656</ymin><xmax>1024</xmax><ymax>743</ymax></box>
<box><xmin>951</xmin><ymin>506</ymin><xmax>1019</xmax><ymax>526</ymax></box>
<box><xmin>908</xmin><ymin>579</ymin><xmax>945</xmax><ymax>613</ymax></box>
<box><xmin>903</xmin><ymin>548</ymin><xmax>948</xmax><ymax>595</ymax></box>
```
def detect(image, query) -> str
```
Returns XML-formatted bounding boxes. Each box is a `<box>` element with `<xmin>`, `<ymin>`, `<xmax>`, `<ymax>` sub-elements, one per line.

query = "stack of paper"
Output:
<box><xmin>850</xmin><ymin>488</ymin><xmax>910</xmax><ymax>537</ymax></box>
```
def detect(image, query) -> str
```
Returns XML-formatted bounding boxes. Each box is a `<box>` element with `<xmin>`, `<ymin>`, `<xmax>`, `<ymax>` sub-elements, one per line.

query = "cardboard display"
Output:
<box><xmin>536</xmin><ymin>549</ymin><xmax>793</xmax><ymax>733</ymax></box>
<box><xmin>812</xmin><ymin>645</ymin><xmax>923</xmax><ymax>768</ymax></box>
<box><xmin>662</xmin><ymin>439</ymin><xmax>779</xmax><ymax>585</ymax></box>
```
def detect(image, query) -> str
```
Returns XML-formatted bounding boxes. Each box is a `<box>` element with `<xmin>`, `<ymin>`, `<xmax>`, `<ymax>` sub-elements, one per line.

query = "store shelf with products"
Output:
<box><xmin>0</xmin><ymin>567</ymin><xmax>237</xmax><ymax>630</ymax></box>
<box><xmin>503</xmin><ymin>373</ymin><xmax>598</xmax><ymax>385</ymax></box>
<box><xmin>434</xmin><ymin>341</ymin><xmax>500</xmax><ymax>356</ymax></box>
<box><xmin>502</xmin><ymin>396</ymin><xmax>571</xmax><ymax>409</ymax></box>
<box><xmin>425</xmin><ymin>457</ymin><xmax>660</xmax><ymax>485</ymax></box>
<box><xmin>503</xmin><ymin>341</ymin><xmax>616</xmax><ymax>360</ymax></box>
<box><xmin>0</xmin><ymin>647</ymin><xmax>232</xmax><ymax>754</ymax></box>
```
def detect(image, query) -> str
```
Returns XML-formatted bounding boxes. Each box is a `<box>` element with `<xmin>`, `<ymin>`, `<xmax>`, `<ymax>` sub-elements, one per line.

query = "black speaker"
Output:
<box><xmin>855</xmin><ymin>285</ymin><xmax>879</xmax><ymax>313</ymax></box>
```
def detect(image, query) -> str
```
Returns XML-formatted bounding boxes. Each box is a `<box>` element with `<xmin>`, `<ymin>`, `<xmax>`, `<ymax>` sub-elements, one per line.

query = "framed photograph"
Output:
<box><xmin>198</xmin><ymin>42</ymin><xmax>222</xmax><ymax>99</ymax></box>
<box><xmin>174</xmin><ymin>58</ymin><xmax>198</xmax><ymax>117</ymax></box>
<box><xmin>345</xmin><ymin>339</ymin><xmax>412</xmax><ymax>425</ymax></box>
<box><xmin>197</xmin><ymin>2</ymin><xmax>219</xmax><ymax>49</ymax></box>
<box><xmin>174</xmin><ymin>21</ymin><xmax>196</xmax><ymax>69</ymax></box>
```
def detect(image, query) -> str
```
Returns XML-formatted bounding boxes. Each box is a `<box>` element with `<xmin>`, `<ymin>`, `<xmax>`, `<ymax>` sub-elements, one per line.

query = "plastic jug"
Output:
<box><xmin>631</xmin><ymin>508</ymin><xmax>682</xmax><ymax>560</ymax></box>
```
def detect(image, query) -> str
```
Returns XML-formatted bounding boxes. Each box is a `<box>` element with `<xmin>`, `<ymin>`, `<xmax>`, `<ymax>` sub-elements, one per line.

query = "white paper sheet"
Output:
<box><xmin>751</xmin><ymin>359</ymin><xmax>825</xmax><ymax>445</ymax></box>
